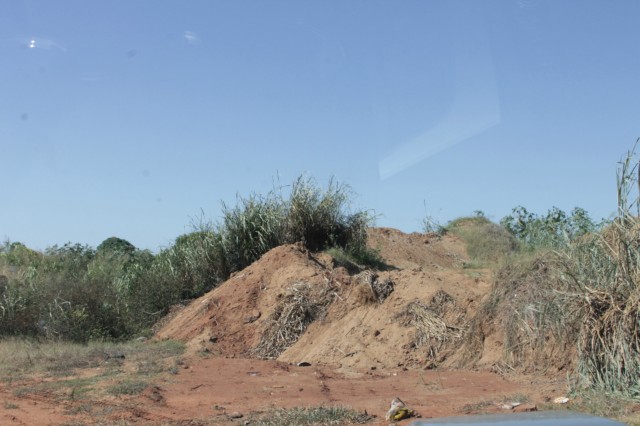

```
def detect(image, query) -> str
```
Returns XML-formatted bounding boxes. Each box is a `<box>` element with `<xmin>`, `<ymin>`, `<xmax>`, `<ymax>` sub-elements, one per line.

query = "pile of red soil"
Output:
<box><xmin>155</xmin><ymin>228</ymin><xmax>492</xmax><ymax>372</ymax></box>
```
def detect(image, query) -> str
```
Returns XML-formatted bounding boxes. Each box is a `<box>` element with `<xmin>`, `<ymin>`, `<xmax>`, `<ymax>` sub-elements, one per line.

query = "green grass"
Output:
<box><xmin>251</xmin><ymin>406</ymin><xmax>372</xmax><ymax>425</ymax></box>
<box><xmin>106</xmin><ymin>379</ymin><xmax>149</xmax><ymax>396</ymax></box>
<box><xmin>3</xmin><ymin>400</ymin><xmax>18</xmax><ymax>409</ymax></box>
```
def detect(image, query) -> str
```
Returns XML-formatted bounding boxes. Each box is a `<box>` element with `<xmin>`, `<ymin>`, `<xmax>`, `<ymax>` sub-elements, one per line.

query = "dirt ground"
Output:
<box><xmin>0</xmin><ymin>356</ymin><xmax>565</xmax><ymax>425</ymax></box>
<box><xmin>0</xmin><ymin>228</ymin><xmax>572</xmax><ymax>425</ymax></box>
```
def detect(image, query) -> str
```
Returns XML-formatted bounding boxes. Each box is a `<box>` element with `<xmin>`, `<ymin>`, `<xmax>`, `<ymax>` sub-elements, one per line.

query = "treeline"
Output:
<box><xmin>0</xmin><ymin>176</ymin><xmax>376</xmax><ymax>342</ymax></box>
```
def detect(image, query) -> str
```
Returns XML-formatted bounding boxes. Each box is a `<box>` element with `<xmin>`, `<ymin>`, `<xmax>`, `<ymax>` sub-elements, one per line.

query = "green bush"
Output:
<box><xmin>96</xmin><ymin>237</ymin><xmax>136</xmax><ymax>256</ymax></box>
<box><xmin>500</xmin><ymin>206</ymin><xmax>601</xmax><ymax>249</ymax></box>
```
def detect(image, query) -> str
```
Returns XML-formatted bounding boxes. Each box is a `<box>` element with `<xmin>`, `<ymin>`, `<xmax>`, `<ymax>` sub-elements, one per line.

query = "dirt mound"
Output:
<box><xmin>155</xmin><ymin>243</ymin><xmax>330</xmax><ymax>357</ymax></box>
<box><xmin>155</xmin><ymin>229</ymin><xmax>492</xmax><ymax>372</ymax></box>
<box><xmin>367</xmin><ymin>227</ymin><xmax>468</xmax><ymax>270</ymax></box>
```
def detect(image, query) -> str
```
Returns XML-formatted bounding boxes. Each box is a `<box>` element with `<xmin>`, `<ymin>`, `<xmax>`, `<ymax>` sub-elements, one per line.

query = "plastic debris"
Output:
<box><xmin>385</xmin><ymin>397</ymin><xmax>415</xmax><ymax>422</ymax></box>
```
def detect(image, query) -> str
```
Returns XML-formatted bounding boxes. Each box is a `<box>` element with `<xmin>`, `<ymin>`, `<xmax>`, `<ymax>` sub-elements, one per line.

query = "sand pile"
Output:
<box><xmin>155</xmin><ymin>229</ymin><xmax>491</xmax><ymax>371</ymax></box>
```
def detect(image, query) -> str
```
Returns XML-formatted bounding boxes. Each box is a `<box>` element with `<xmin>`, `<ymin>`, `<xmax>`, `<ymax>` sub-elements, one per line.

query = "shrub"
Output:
<box><xmin>500</xmin><ymin>206</ymin><xmax>602</xmax><ymax>249</ymax></box>
<box><xmin>96</xmin><ymin>237</ymin><xmax>136</xmax><ymax>256</ymax></box>
<box><xmin>446</xmin><ymin>215</ymin><xmax>518</xmax><ymax>264</ymax></box>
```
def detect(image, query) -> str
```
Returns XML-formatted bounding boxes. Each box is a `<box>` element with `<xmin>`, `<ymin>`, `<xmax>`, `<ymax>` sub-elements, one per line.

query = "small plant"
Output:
<box><xmin>107</xmin><ymin>380</ymin><xmax>149</xmax><ymax>396</ymax></box>
<box><xmin>3</xmin><ymin>400</ymin><xmax>18</xmax><ymax>409</ymax></box>
<box><xmin>421</xmin><ymin>211</ymin><xmax>445</xmax><ymax>235</ymax></box>
<box><xmin>253</xmin><ymin>406</ymin><xmax>372</xmax><ymax>425</ymax></box>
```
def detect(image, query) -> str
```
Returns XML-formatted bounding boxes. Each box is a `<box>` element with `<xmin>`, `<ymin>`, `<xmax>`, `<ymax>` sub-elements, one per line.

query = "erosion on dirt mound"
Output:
<box><xmin>155</xmin><ymin>228</ymin><xmax>491</xmax><ymax>371</ymax></box>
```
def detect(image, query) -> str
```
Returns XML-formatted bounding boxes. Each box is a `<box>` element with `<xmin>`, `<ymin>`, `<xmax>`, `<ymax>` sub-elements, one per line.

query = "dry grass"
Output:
<box><xmin>351</xmin><ymin>270</ymin><xmax>394</xmax><ymax>305</ymax></box>
<box><xmin>553</xmin><ymin>145</ymin><xmax>640</xmax><ymax>398</ymax></box>
<box><xmin>456</xmin><ymin>142</ymin><xmax>640</xmax><ymax>400</ymax></box>
<box><xmin>559</xmin><ymin>218</ymin><xmax>640</xmax><ymax>397</ymax></box>
<box><xmin>458</xmin><ymin>250</ymin><xmax>579</xmax><ymax>373</ymax></box>
<box><xmin>254</xmin><ymin>281</ymin><xmax>338</xmax><ymax>359</ymax></box>
<box><xmin>398</xmin><ymin>291</ymin><xmax>465</xmax><ymax>360</ymax></box>
<box><xmin>0</xmin><ymin>338</ymin><xmax>184</xmax><ymax>404</ymax></box>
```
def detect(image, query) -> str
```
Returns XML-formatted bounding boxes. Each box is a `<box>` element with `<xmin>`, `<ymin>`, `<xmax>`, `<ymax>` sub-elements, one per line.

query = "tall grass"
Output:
<box><xmin>217</xmin><ymin>176</ymin><xmax>376</xmax><ymax>273</ymax></box>
<box><xmin>556</xmin><ymin>142</ymin><xmax>640</xmax><ymax>398</ymax></box>
<box><xmin>0</xmin><ymin>175</ymin><xmax>375</xmax><ymax>341</ymax></box>
<box><xmin>459</xmin><ymin>141</ymin><xmax>640</xmax><ymax>399</ymax></box>
<box><xmin>220</xmin><ymin>191</ymin><xmax>287</xmax><ymax>272</ymax></box>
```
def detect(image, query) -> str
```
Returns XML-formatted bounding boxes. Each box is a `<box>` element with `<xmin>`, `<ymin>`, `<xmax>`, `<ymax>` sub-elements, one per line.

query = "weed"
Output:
<box><xmin>107</xmin><ymin>380</ymin><xmax>148</xmax><ymax>396</ymax></box>
<box><xmin>252</xmin><ymin>406</ymin><xmax>372</xmax><ymax>425</ymax></box>
<box><xmin>460</xmin><ymin>400</ymin><xmax>493</xmax><ymax>414</ymax></box>
<box><xmin>3</xmin><ymin>400</ymin><xmax>18</xmax><ymax>409</ymax></box>
<box><xmin>65</xmin><ymin>403</ymin><xmax>94</xmax><ymax>415</ymax></box>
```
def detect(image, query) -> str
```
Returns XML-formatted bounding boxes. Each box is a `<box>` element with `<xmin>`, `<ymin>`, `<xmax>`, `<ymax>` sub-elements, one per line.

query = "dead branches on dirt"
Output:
<box><xmin>254</xmin><ymin>281</ymin><xmax>337</xmax><ymax>359</ymax></box>
<box><xmin>352</xmin><ymin>270</ymin><xmax>394</xmax><ymax>305</ymax></box>
<box><xmin>398</xmin><ymin>291</ymin><xmax>464</xmax><ymax>360</ymax></box>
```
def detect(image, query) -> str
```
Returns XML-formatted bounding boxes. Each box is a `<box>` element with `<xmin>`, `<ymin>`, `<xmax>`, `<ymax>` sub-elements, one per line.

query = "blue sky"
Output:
<box><xmin>2</xmin><ymin>0</ymin><xmax>639</xmax><ymax>251</ymax></box>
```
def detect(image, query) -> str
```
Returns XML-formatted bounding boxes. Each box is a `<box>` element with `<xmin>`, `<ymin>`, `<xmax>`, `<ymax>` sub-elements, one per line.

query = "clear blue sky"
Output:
<box><xmin>2</xmin><ymin>0</ymin><xmax>639</xmax><ymax>251</ymax></box>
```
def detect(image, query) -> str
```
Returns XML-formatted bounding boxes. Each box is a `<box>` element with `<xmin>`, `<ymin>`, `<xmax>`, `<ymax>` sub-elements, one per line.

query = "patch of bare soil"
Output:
<box><xmin>0</xmin><ymin>356</ymin><xmax>565</xmax><ymax>425</ymax></box>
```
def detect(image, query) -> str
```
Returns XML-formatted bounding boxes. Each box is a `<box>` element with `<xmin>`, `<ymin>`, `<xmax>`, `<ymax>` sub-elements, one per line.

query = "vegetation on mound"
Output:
<box><xmin>254</xmin><ymin>280</ymin><xmax>338</xmax><ymax>359</ymax></box>
<box><xmin>456</xmin><ymin>141</ymin><xmax>639</xmax><ymax>400</ymax></box>
<box><xmin>558</xmin><ymin>148</ymin><xmax>640</xmax><ymax>398</ymax></box>
<box><xmin>0</xmin><ymin>175</ymin><xmax>377</xmax><ymax>341</ymax></box>
<box><xmin>445</xmin><ymin>214</ymin><xmax>518</xmax><ymax>265</ymax></box>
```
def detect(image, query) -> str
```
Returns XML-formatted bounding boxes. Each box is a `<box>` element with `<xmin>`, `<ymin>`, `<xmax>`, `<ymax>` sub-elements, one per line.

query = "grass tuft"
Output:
<box><xmin>107</xmin><ymin>380</ymin><xmax>149</xmax><ymax>396</ymax></box>
<box><xmin>253</xmin><ymin>406</ymin><xmax>372</xmax><ymax>425</ymax></box>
